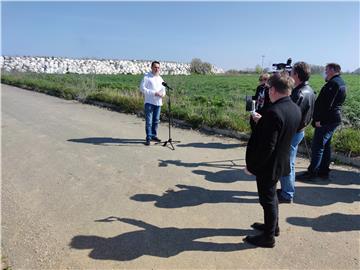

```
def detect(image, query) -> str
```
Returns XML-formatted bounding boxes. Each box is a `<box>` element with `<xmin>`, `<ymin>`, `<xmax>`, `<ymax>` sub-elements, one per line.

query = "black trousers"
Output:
<box><xmin>256</xmin><ymin>176</ymin><xmax>279</xmax><ymax>237</ymax></box>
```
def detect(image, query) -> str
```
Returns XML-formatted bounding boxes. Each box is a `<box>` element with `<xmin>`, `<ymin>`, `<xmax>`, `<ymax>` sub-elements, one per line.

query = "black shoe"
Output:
<box><xmin>296</xmin><ymin>171</ymin><xmax>318</xmax><ymax>182</ymax></box>
<box><xmin>317</xmin><ymin>171</ymin><xmax>330</xmax><ymax>179</ymax></box>
<box><xmin>145</xmin><ymin>140</ymin><xmax>150</xmax><ymax>146</ymax></box>
<box><xmin>151</xmin><ymin>137</ymin><xmax>161</xmax><ymax>142</ymax></box>
<box><xmin>244</xmin><ymin>234</ymin><xmax>275</xmax><ymax>248</ymax></box>
<box><xmin>251</xmin><ymin>222</ymin><xmax>280</xmax><ymax>237</ymax></box>
<box><xmin>277</xmin><ymin>189</ymin><xmax>292</xmax><ymax>204</ymax></box>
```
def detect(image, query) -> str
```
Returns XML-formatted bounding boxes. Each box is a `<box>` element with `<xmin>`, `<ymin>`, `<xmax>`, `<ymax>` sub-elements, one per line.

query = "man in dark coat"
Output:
<box><xmin>244</xmin><ymin>73</ymin><xmax>301</xmax><ymax>248</ymax></box>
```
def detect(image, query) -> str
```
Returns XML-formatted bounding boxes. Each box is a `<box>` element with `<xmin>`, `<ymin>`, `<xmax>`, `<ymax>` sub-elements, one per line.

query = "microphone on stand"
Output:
<box><xmin>162</xmin><ymin>81</ymin><xmax>173</xmax><ymax>90</ymax></box>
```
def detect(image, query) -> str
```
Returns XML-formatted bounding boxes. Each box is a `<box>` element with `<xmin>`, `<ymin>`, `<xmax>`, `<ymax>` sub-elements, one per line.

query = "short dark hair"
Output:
<box><xmin>326</xmin><ymin>63</ymin><xmax>341</xmax><ymax>73</ymax></box>
<box><xmin>151</xmin><ymin>61</ymin><xmax>160</xmax><ymax>67</ymax></box>
<box><xmin>268</xmin><ymin>73</ymin><xmax>294</xmax><ymax>95</ymax></box>
<box><xmin>293</xmin><ymin>61</ymin><xmax>311</xmax><ymax>82</ymax></box>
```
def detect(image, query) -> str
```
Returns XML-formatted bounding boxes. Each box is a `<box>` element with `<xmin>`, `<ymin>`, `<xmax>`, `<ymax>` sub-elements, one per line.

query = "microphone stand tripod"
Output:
<box><xmin>158</xmin><ymin>84</ymin><xmax>180</xmax><ymax>150</ymax></box>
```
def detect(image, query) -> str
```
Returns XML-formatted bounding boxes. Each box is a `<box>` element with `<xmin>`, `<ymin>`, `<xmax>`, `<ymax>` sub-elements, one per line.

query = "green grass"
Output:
<box><xmin>2</xmin><ymin>71</ymin><xmax>359</xmax><ymax>156</ymax></box>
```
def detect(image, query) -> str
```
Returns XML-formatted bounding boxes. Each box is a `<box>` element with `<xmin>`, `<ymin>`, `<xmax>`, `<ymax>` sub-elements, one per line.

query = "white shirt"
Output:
<box><xmin>140</xmin><ymin>72</ymin><xmax>166</xmax><ymax>106</ymax></box>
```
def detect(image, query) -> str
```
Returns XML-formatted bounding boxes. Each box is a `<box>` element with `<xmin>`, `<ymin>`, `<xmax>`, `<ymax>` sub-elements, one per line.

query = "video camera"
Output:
<box><xmin>245</xmin><ymin>96</ymin><xmax>256</xmax><ymax>112</ymax></box>
<box><xmin>245</xmin><ymin>58</ymin><xmax>293</xmax><ymax>112</ymax></box>
<box><xmin>272</xmin><ymin>58</ymin><xmax>292</xmax><ymax>73</ymax></box>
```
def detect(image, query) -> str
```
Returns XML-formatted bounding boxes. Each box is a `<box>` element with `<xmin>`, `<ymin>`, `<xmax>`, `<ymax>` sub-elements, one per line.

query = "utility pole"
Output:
<box><xmin>261</xmin><ymin>55</ymin><xmax>265</xmax><ymax>70</ymax></box>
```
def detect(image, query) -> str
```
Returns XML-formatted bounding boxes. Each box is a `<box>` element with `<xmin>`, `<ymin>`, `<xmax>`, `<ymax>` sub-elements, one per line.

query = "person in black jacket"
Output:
<box><xmin>250</xmin><ymin>73</ymin><xmax>271</xmax><ymax>131</ymax></box>
<box><xmin>254</xmin><ymin>73</ymin><xmax>271</xmax><ymax>112</ymax></box>
<box><xmin>244</xmin><ymin>73</ymin><xmax>301</xmax><ymax>248</ymax></box>
<box><xmin>297</xmin><ymin>63</ymin><xmax>346</xmax><ymax>181</ymax></box>
<box><xmin>277</xmin><ymin>62</ymin><xmax>315</xmax><ymax>203</ymax></box>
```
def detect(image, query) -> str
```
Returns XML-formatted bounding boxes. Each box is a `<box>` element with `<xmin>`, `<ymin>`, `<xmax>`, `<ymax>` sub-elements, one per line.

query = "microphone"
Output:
<box><xmin>162</xmin><ymin>81</ymin><xmax>173</xmax><ymax>90</ymax></box>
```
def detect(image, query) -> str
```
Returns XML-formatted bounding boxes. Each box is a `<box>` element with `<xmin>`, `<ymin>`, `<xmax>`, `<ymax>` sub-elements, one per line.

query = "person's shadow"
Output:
<box><xmin>294</xmin><ymin>186</ymin><xmax>360</xmax><ymax>206</ymax></box>
<box><xmin>67</xmin><ymin>137</ymin><xmax>145</xmax><ymax>146</ymax></box>
<box><xmin>130</xmin><ymin>184</ymin><xmax>258</xmax><ymax>208</ymax></box>
<box><xmin>70</xmin><ymin>217</ymin><xmax>255</xmax><ymax>261</ymax></box>
<box><xmin>193</xmin><ymin>169</ymin><xmax>254</xmax><ymax>183</ymax></box>
<box><xmin>176</xmin><ymin>142</ymin><xmax>246</xmax><ymax>149</ymax></box>
<box><xmin>287</xmin><ymin>213</ymin><xmax>360</xmax><ymax>232</ymax></box>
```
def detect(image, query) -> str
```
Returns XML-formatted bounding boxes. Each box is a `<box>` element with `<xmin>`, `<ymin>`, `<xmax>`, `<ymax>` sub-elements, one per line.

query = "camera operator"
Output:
<box><xmin>250</xmin><ymin>73</ymin><xmax>271</xmax><ymax>131</ymax></box>
<box><xmin>297</xmin><ymin>63</ymin><xmax>347</xmax><ymax>181</ymax></box>
<box><xmin>244</xmin><ymin>73</ymin><xmax>301</xmax><ymax>248</ymax></box>
<box><xmin>277</xmin><ymin>62</ymin><xmax>315</xmax><ymax>203</ymax></box>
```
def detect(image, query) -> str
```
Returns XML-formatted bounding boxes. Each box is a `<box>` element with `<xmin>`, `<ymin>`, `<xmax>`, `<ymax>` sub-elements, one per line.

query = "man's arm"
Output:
<box><xmin>140</xmin><ymin>76</ymin><xmax>154</xmax><ymax>96</ymax></box>
<box><xmin>313</xmin><ymin>81</ymin><xmax>339</xmax><ymax>125</ymax></box>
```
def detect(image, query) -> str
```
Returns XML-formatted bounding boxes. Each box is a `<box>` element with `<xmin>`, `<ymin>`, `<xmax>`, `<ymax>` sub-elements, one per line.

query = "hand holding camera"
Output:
<box><xmin>251</xmin><ymin>111</ymin><xmax>262</xmax><ymax>123</ymax></box>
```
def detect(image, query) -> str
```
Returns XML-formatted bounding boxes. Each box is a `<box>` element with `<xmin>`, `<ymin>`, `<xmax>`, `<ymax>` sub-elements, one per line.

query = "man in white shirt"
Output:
<box><xmin>140</xmin><ymin>61</ymin><xmax>166</xmax><ymax>146</ymax></box>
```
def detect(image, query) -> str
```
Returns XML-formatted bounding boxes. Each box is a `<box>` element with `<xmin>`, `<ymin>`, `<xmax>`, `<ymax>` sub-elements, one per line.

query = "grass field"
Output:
<box><xmin>2</xmin><ymin>71</ymin><xmax>359</xmax><ymax>156</ymax></box>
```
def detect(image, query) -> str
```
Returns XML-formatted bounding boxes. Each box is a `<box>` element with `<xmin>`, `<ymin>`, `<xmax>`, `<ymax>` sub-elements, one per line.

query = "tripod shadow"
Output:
<box><xmin>158</xmin><ymin>159</ymin><xmax>244</xmax><ymax>169</ymax></box>
<box><xmin>68</xmin><ymin>137</ymin><xmax>145</xmax><ymax>146</ymax></box>
<box><xmin>176</xmin><ymin>142</ymin><xmax>246</xmax><ymax>149</ymax></box>
<box><xmin>70</xmin><ymin>217</ymin><xmax>254</xmax><ymax>261</ymax></box>
<box><xmin>131</xmin><ymin>184</ymin><xmax>258</xmax><ymax>208</ymax></box>
<box><xmin>158</xmin><ymin>159</ymin><xmax>252</xmax><ymax>183</ymax></box>
<box><xmin>287</xmin><ymin>213</ymin><xmax>360</xmax><ymax>232</ymax></box>
<box><xmin>294</xmin><ymin>186</ymin><xmax>360</xmax><ymax>206</ymax></box>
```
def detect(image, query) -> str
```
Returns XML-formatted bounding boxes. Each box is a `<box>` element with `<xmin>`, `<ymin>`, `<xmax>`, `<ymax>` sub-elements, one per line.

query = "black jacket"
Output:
<box><xmin>246</xmin><ymin>96</ymin><xmax>301</xmax><ymax>182</ymax></box>
<box><xmin>290</xmin><ymin>81</ymin><xmax>315</xmax><ymax>131</ymax></box>
<box><xmin>250</xmin><ymin>84</ymin><xmax>271</xmax><ymax>131</ymax></box>
<box><xmin>253</xmin><ymin>84</ymin><xmax>271</xmax><ymax>114</ymax></box>
<box><xmin>313</xmin><ymin>74</ymin><xmax>347</xmax><ymax>125</ymax></box>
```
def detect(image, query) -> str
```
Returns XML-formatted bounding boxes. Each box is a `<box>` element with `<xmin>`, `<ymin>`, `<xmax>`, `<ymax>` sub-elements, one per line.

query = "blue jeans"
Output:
<box><xmin>308</xmin><ymin>123</ymin><xmax>339</xmax><ymax>174</ymax></box>
<box><xmin>144</xmin><ymin>103</ymin><xmax>161</xmax><ymax>141</ymax></box>
<box><xmin>279</xmin><ymin>131</ymin><xmax>304</xmax><ymax>200</ymax></box>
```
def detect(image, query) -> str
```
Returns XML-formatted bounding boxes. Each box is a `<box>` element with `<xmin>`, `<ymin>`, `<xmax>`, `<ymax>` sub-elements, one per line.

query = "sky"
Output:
<box><xmin>1</xmin><ymin>1</ymin><xmax>359</xmax><ymax>72</ymax></box>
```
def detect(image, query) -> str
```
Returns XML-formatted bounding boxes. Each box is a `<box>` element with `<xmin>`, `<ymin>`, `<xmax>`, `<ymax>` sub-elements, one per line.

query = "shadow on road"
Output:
<box><xmin>287</xmin><ymin>213</ymin><xmax>360</xmax><ymax>232</ymax></box>
<box><xmin>131</xmin><ymin>184</ymin><xmax>258</xmax><ymax>208</ymax></box>
<box><xmin>70</xmin><ymin>217</ymin><xmax>255</xmax><ymax>261</ymax></box>
<box><xmin>296</xmin><ymin>169</ymin><xmax>360</xmax><ymax>186</ymax></box>
<box><xmin>193</xmin><ymin>169</ymin><xmax>254</xmax><ymax>183</ymax></box>
<box><xmin>158</xmin><ymin>159</ymin><xmax>253</xmax><ymax>183</ymax></box>
<box><xmin>294</xmin><ymin>186</ymin><xmax>360</xmax><ymax>206</ymax></box>
<box><xmin>68</xmin><ymin>137</ymin><xmax>145</xmax><ymax>146</ymax></box>
<box><xmin>158</xmin><ymin>159</ymin><xmax>244</xmax><ymax>169</ymax></box>
<box><xmin>176</xmin><ymin>142</ymin><xmax>247</xmax><ymax>149</ymax></box>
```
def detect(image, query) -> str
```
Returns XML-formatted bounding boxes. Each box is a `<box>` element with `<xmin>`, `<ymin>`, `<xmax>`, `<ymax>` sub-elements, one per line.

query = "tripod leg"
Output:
<box><xmin>159</xmin><ymin>90</ymin><xmax>179</xmax><ymax>150</ymax></box>
<box><xmin>303</xmin><ymin>137</ymin><xmax>311</xmax><ymax>160</ymax></box>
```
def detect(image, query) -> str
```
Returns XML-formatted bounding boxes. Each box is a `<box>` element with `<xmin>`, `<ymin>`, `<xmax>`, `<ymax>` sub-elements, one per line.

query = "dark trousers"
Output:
<box><xmin>256</xmin><ymin>176</ymin><xmax>278</xmax><ymax>237</ymax></box>
<box><xmin>308</xmin><ymin>123</ymin><xmax>339</xmax><ymax>174</ymax></box>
